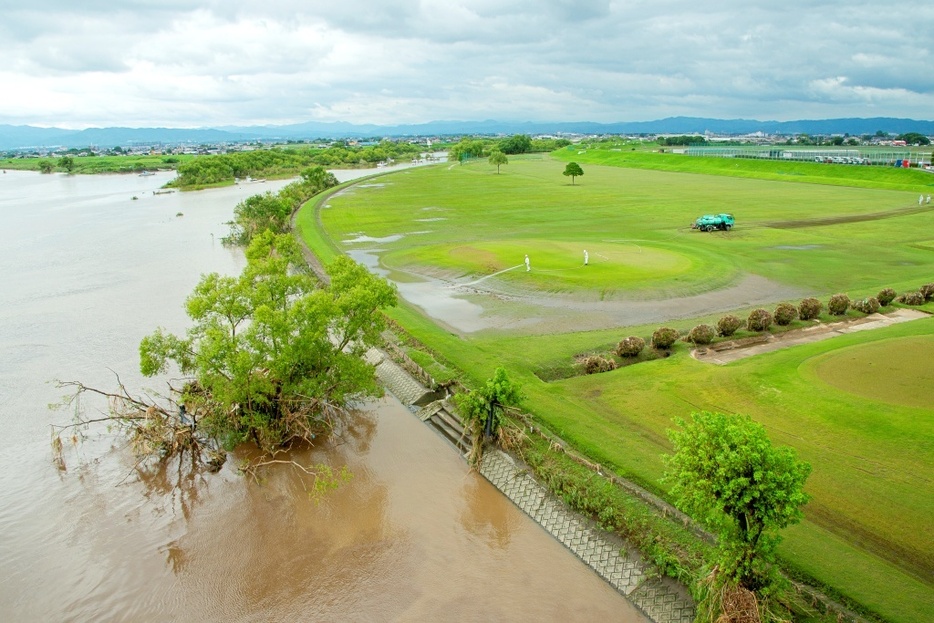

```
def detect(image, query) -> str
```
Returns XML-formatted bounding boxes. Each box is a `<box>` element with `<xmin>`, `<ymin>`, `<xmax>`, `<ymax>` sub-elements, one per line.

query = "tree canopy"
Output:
<box><xmin>449</xmin><ymin>138</ymin><xmax>486</xmax><ymax>163</ymax></box>
<box><xmin>139</xmin><ymin>231</ymin><xmax>397</xmax><ymax>455</ymax></box>
<box><xmin>225</xmin><ymin>165</ymin><xmax>338</xmax><ymax>245</ymax></box>
<box><xmin>562</xmin><ymin>161</ymin><xmax>584</xmax><ymax>184</ymax></box>
<box><xmin>497</xmin><ymin>134</ymin><xmax>532</xmax><ymax>155</ymax></box>
<box><xmin>455</xmin><ymin>367</ymin><xmax>523</xmax><ymax>463</ymax></box>
<box><xmin>488</xmin><ymin>149</ymin><xmax>508</xmax><ymax>173</ymax></box>
<box><xmin>657</xmin><ymin>135</ymin><xmax>708</xmax><ymax>146</ymax></box>
<box><xmin>57</xmin><ymin>156</ymin><xmax>76</xmax><ymax>173</ymax></box>
<box><xmin>896</xmin><ymin>132</ymin><xmax>931</xmax><ymax>145</ymax></box>
<box><xmin>664</xmin><ymin>411</ymin><xmax>811</xmax><ymax>592</ymax></box>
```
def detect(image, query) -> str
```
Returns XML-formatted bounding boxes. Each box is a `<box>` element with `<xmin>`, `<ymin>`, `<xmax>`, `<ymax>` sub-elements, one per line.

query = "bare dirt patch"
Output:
<box><xmin>764</xmin><ymin>203</ymin><xmax>934</xmax><ymax>229</ymax></box>
<box><xmin>691</xmin><ymin>309</ymin><xmax>930</xmax><ymax>365</ymax></box>
<box><xmin>412</xmin><ymin>270</ymin><xmax>805</xmax><ymax>336</ymax></box>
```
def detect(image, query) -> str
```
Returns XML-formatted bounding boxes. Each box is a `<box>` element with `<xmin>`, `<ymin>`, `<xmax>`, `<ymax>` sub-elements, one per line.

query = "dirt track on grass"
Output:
<box><xmin>691</xmin><ymin>309</ymin><xmax>930</xmax><ymax>365</ymax></box>
<box><xmin>763</xmin><ymin>203</ymin><xmax>934</xmax><ymax>229</ymax></box>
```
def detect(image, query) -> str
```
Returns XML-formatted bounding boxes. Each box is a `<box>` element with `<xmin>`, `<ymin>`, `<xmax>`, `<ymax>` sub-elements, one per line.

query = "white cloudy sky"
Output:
<box><xmin>2</xmin><ymin>0</ymin><xmax>932</xmax><ymax>128</ymax></box>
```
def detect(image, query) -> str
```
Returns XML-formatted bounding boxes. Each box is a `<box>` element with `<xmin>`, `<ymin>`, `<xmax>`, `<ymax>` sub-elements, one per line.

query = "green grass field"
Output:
<box><xmin>0</xmin><ymin>153</ymin><xmax>189</xmax><ymax>174</ymax></box>
<box><xmin>302</xmin><ymin>154</ymin><xmax>934</xmax><ymax>622</ymax></box>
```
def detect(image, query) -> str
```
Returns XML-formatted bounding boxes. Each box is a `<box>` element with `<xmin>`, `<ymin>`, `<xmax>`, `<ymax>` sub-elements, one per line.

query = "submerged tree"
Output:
<box><xmin>455</xmin><ymin>367</ymin><xmax>523</xmax><ymax>464</ymax></box>
<box><xmin>57</xmin><ymin>156</ymin><xmax>76</xmax><ymax>173</ymax></box>
<box><xmin>55</xmin><ymin>231</ymin><xmax>397</xmax><ymax>478</ymax></box>
<box><xmin>225</xmin><ymin>165</ymin><xmax>338</xmax><ymax>245</ymax></box>
<box><xmin>664</xmin><ymin>412</ymin><xmax>810</xmax><ymax>597</ymax></box>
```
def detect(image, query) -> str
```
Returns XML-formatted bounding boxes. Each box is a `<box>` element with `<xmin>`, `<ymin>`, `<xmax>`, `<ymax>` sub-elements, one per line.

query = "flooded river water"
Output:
<box><xmin>0</xmin><ymin>169</ymin><xmax>646</xmax><ymax>621</ymax></box>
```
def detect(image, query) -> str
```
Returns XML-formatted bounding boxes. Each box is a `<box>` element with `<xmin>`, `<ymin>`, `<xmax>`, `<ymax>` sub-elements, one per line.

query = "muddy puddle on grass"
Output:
<box><xmin>348</xmin><ymin>242</ymin><xmax>804</xmax><ymax>334</ymax></box>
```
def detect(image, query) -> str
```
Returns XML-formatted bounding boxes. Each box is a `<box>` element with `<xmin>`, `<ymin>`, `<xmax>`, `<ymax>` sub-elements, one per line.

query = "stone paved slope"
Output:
<box><xmin>480</xmin><ymin>450</ymin><xmax>696</xmax><ymax>623</ymax></box>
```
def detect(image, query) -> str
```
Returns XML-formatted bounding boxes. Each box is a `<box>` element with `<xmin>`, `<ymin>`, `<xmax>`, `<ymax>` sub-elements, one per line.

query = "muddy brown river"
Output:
<box><xmin>0</xmin><ymin>169</ymin><xmax>646</xmax><ymax>621</ymax></box>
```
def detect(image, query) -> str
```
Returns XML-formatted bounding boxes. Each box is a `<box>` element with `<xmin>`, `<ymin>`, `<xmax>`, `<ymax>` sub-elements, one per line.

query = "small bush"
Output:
<box><xmin>798</xmin><ymin>297</ymin><xmax>823</xmax><ymax>320</ymax></box>
<box><xmin>877</xmin><ymin>288</ymin><xmax>897</xmax><ymax>306</ymax></box>
<box><xmin>920</xmin><ymin>283</ymin><xmax>934</xmax><ymax>301</ymax></box>
<box><xmin>897</xmin><ymin>291</ymin><xmax>925</xmax><ymax>305</ymax></box>
<box><xmin>717</xmin><ymin>315</ymin><xmax>743</xmax><ymax>337</ymax></box>
<box><xmin>582</xmin><ymin>355</ymin><xmax>617</xmax><ymax>374</ymax></box>
<box><xmin>828</xmin><ymin>293</ymin><xmax>850</xmax><ymax>316</ymax></box>
<box><xmin>686</xmin><ymin>324</ymin><xmax>716</xmax><ymax>345</ymax></box>
<box><xmin>651</xmin><ymin>327</ymin><xmax>680</xmax><ymax>349</ymax></box>
<box><xmin>773</xmin><ymin>302</ymin><xmax>798</xmax><ymax>326</ymax></box>
<box><xmin>852</xmin><ymin>297</ymin><xmax>880</xmax><ymax>315</ymax></box>
<box><xmin>746</xmin><ymin>308</ymin><xmax>773</xmax><ymax>332</ymax></box>
<box><xmin>616</xmin><ymin>336</ymin><xmax>646</xmax><ymax>358</ymax></box>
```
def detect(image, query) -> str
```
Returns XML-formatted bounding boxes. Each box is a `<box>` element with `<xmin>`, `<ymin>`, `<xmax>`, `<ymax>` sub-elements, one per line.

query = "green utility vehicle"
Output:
<box><xmin>691</xmin><ymin>213</ymin><xmax>734</xmax><ymax>231</ymax></box>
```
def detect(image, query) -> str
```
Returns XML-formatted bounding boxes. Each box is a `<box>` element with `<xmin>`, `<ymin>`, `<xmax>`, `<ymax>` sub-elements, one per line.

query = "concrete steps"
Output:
<box><xmin>427</xmin><ymin>406</ymin><xmax>470</xmax><ymax>454</ymax></box>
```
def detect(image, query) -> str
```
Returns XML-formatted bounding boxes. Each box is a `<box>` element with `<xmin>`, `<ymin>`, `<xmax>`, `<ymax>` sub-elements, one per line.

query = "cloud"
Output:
<box><xmin>0</xmin><ymin>1</ymin><xmax>931</xmax><ymax>128</ymax></box>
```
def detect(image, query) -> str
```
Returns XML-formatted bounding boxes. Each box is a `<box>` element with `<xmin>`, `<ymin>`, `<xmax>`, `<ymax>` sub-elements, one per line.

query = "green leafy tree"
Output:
<box><xmin>497</xmin><ymin>134</ymin><xmax>532</xmax><ymax>154</ymax></box>
<box><xmin>38</xmin><ymin>159</ymin><xmax>54</xmax><ymax>174</ymax></box>
<box><xmin>664</xmin><ymin>411</ymin><xmax>810</xmax><ymax>592</ymax></box>
<box><xmin>174</xmin><ymin>158</ymin><xmax>235</xmax><ymax>187</ymax></box>
<box><xmin>562</xmin><ymin>161</ymin><xmax>584</xmax><ymax>185</ymax></box>
<box><xmin>449</xmin><ymin>139</ymin><xmax>486</xmax><ymax>163</ymax></box>
<box><xmin>455</xmin><ymin>367</ymin><xmax>523</xmax><ymax>463</ymax></box>
<box><xmin>300</xmin><ymin>164</ymin><xmax>338</xmax><ymax>189</ymax></box>
<box><xmin>227</xmin><ymin>192</ymin><xmax>292</xmax><ymax>244</ymax></box>
<box><xmin>139</xmin><ymin>231</ymin><xmax>397</xmax><ymax>455</ymax></box>
<box><xmin>57</xmin><ymin>156</ymin><xmax>75</xmax><ymax>173</ymax></box>
<box><xmin>895</xmin><ymin>132</ymin><xmax>930</xmax><ymax>146</ymax></box>
<box><xmin>488</xmin><ymin>149</ymin><xmax>508</xmax><ymax>173</ymax></box>
<box><xmin>225</xmin><ymin>165</ymin><xmax>338</xmax><ymax>245</ymax></box>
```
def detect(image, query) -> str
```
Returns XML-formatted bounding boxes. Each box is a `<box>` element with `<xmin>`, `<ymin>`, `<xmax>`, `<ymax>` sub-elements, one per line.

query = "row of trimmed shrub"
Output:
<box><xmin>579</xmin><ymin>284</ymin><xmax>934</xmax><ymax>373</ymax></box>
<box><xmin>605</xmin><ymin>284</ymin><xmax>934</xmax><ymax>360</ymax></box>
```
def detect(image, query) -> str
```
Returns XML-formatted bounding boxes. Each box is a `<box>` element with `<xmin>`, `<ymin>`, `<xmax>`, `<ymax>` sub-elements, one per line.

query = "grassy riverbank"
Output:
<box><xmin>554</xmin><ymin>143</ymin><xmax>934</xmax><ymax>193</ymax></box>
<box><xmin>0</xmin><ymin>153</ymin><xmax>189</xmax><ymax>174</ymax></box>
<box><xmin>298</xmin><ymin>154</ymin><xmax>934</xmax><ymax>623</ymax></box>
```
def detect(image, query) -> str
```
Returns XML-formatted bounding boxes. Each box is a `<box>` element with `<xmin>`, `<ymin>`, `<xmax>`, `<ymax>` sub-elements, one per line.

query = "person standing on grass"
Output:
<box><xmin>584</xmin><ymin>250</ymin><xmax>589</xmax><ymax>266</ymax></box>
<box><xmin>525</xmin><ymin>254</ymin><xmax>530</xmax><ymax>272</ymax></box>
<box><xmin>927</xmin><ymin>195</ymin><xmax>931</xmax><ymax>204</ymax></box>
<box><xmin>920</xmin><ymin>194</ymin><xmax>924</xmax><ymax>206</ymax></box>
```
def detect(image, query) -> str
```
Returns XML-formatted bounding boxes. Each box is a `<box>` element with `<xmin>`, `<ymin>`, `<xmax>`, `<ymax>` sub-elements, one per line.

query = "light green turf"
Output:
<box><xmin>301</xmin><ymin>154</ymin><xmax>934</xmax><ymax>623</ymax></box>
<box><xmin>552</xmin><ymin>145</ymin><xmax>934</xmax><ymax>192</ymax></box>
<box><xmin>806</xmin><ymin>335</ymin><xmax>934</xmax><ymax>409</ymax></box>
<box><xmin>384</xmin><ymin>238</ymin><xmax>735</xmax><ymax>296</ymax></box>
<box><xmin>321</xmin><ymin>156</ymin><xmax>934</xmax><ymax>297</ymax></box>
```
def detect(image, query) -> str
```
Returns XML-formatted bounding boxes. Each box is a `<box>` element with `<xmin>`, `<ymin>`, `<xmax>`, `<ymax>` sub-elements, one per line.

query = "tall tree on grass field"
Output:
<box><xmin>488</xmin><ymin>149</ymin><xmax>508</xmax><ymax>174</ymax></box>
<box><xmin>664</xmin><ymin>411</ymin><xmax>810</xmax><ymax>594</ymax></box>
<box><xmin>562</xmin><ymin>162</ymin><xmax>584</xmax><ymax>185</ymax></box>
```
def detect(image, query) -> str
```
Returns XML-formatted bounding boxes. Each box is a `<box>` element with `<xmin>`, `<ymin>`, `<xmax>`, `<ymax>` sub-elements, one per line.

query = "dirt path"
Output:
<box><xmin>691</xmin><ymin>309</ymin><xmax>930</xmax><ymax>365</ymax></box>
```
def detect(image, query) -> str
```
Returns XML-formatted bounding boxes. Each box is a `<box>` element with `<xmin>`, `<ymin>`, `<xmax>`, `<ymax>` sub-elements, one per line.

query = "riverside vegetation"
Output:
<box><xmin>301</xmin><ymin>151</ymin><xmax>934</xmax><ymax>623</ymax></box>
<box><xmin>54</xmin><ymin>173</ymin><xmax>397</xmax><ymax>494</ymax></box>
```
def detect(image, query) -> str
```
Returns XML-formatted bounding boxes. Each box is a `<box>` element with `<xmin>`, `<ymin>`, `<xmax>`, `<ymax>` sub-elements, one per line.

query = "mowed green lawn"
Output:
<box><xmin>320</xmin><ymin>156</ymin><xmax>934</xmax><ymax>297</ymax></box>
<box><xmin>307</xmin><ymin>155</ymin><xmax>934</xmax><ymax>622</ymax></box>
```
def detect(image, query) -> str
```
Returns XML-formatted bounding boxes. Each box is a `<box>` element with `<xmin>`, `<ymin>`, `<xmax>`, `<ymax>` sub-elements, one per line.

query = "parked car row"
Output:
<box><xmin>814</xmin><ymin>156</ymin><xmax>871</xmax><ymax>164</ymax></box>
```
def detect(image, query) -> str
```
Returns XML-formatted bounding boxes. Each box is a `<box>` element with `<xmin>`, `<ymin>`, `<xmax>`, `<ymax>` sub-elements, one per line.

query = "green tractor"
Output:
<box><xmin>691</xmin><ymin>213</ymin><xmax>734</xmax><ymax>232</ymax></box>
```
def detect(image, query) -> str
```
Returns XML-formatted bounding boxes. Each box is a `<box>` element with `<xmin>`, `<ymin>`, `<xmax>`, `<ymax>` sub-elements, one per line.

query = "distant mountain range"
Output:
<box><xmin>2</xmin><ymin>117</ymin><xmax>932</xmax><ymax>150</ymax></box>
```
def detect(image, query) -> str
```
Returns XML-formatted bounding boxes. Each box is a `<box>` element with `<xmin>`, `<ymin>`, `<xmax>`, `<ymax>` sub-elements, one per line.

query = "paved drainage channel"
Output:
<box><xmin>371</xmin><ymin>349</ymin><xmax>696</xmax><ymax>623</ymax></box>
